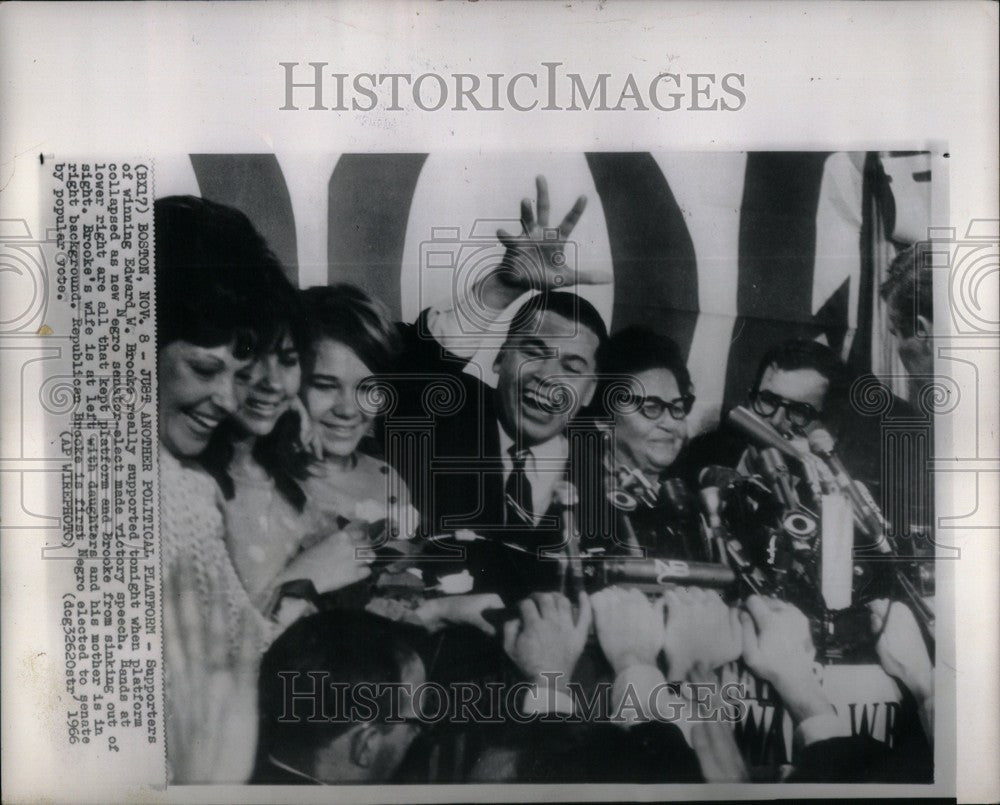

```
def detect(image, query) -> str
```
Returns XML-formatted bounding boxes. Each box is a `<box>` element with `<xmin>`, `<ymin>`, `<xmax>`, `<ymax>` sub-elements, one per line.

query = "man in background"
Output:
<box><xmin>881</xmin><ymin>241</ymin><xmax>935</xmax><ymax>388</ymax></box>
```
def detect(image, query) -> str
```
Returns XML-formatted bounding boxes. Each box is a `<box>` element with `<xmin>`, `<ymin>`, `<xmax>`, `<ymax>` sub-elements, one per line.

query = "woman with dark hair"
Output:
<box><xmin>196</xmin><ymin>270</ymin><xmax>317</xmax><ymax>608</ymax></box>
<box><xmin>156</xmin><ymin>194</ymin><xmax>296</xmax><ymax>622</ymax></box>
<box><xmin>591</xmin><ymin>326</ymin><xmax>699</xmax><ymax>558</ymax></box>
<box><xmin>155</xmin><ymin>195</ymin><xmax>295</xmax><ymax>782</ymax></box>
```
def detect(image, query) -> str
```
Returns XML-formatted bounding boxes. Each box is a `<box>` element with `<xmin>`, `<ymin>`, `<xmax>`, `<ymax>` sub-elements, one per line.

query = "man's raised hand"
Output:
<box><xmin>480</xmin><ymin>176</ymin><xmax>609</xmax><ymax>312</ymax></box>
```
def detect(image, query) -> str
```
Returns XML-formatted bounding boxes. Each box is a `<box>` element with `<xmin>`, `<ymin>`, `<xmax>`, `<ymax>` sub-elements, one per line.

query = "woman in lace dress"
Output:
<box><xmin>156</xmin><ymin>195</ymin><xmax>293</xmax><ymax>782</ymax></box>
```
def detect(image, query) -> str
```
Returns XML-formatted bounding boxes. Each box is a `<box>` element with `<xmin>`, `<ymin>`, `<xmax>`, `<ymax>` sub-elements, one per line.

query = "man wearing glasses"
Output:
<box><xmin>746</xmin><ymin>339</ymin><xmax>845</xmax><ymax>450</ymax></box>
<box><xmin>682</xmin><ymin>338</ymin><xmax>857</xmax><ymax>488</ymax></box>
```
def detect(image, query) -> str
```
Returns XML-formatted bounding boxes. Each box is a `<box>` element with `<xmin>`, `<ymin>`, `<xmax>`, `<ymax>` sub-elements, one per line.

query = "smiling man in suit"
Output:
<box><xmin>390</xmin><ymin>177</ymin><xmax>614</xmax><ymax>600</ymax></box>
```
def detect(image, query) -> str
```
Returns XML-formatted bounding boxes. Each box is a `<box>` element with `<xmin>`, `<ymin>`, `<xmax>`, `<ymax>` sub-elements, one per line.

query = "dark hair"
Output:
<box><xmin>201</xmin><ymin>302</ymin><xmax>311</xmax><ymax>509</ymax></box>
<box><xmin>244</xmin><ymin>283</ymin><xmax>312</xmax><ymax>510</ymax></box>
<box><xmin>504</xmin><ymin>291</ymin><xmax>609</xmax><ymax>356</ymax></box>
<box><xmin>256</xmin><ymin>610</ymin><xmax>423</xmax><ymax>769</ymax></box>
<box><xmin>751</xmin><ymin>338</ymin><xmax>848</xmax><ymax>412</ymax></box>
<box><xmin>300</xmin><ymin>284</ymin><xmax>401</xmax><ymax>375</ymax></box>
<box><xmin>154</xmin><ymin>195</ymin><xmax>290</xmax><ymax>357</ymax></box>
<box><xmin>597</xmin><ymin>326</ymin><xmax>693</xmax><ymax>411</ymax></box>
<box><xmin>880</xmin><ymin>241</ymin><xmax>933</xmax><ymax>337</ymax></box>
<box><xmin>200</xmin><ymin>408</ymin><xmax>310</xmax><ymax>511</ymax></box>
<box><xmin>165</xmin><ymin>197</ymin><xmax>311</xmax><ymax>510</ymax></box>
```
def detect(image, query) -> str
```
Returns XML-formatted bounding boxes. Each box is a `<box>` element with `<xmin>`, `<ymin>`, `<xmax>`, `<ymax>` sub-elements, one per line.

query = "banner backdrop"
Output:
<box><xmin>167</xmin><ymin>151</ymin><xmax>931</xmax><ymax>436</ymax></box>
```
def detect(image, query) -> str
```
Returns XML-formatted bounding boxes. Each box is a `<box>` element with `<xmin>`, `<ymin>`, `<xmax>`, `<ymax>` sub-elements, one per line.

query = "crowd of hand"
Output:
<box><xmin>164</xmin><ymin>554</ymin><xmax>935</xmax><ymax>784</ymax></box>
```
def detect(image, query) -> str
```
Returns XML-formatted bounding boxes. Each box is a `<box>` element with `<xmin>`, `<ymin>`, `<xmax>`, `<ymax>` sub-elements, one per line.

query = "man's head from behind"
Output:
<box><xmin>749</xmin><ymin>338</ymin><xmax>848</xmax><ymax>439</ymax></box>
<box><xmin>880</xmin><ymin>241</ymin><xmax>934</xmax><ymax>377</ymax></box>
<box><xmin>493</xmin><ymin>292</ymin><xmax>608</xmax><ymax>447</ymax></box>
<box><xmin>256</xmin><ymin>610</ymin><xmax>426</xmax><ymax>784</ymax></box>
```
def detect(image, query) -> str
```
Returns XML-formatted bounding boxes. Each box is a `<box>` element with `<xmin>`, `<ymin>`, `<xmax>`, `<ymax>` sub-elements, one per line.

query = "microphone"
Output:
<box><xmin>659</xmin><ymin>478</ymin><xmax>706</xmax><ymax>560</ymax></box>
<box><xmin>552</xmin><ymin>481</ymin><xmax>585</xmax><ymax>598</ymax></box>
<box><xmin>727</xmin><ymin>406</ymin><xmax>806</xmax><ymax>463</ymax></box>
<box><xmin>799</xmin><ymin>454</ymin><xmax>827</xmax><ymax>499</ymax></box>
<box><xmin>758</xmin><ymin>447</ymin><xmax>801</xmax><ymax>510</ymax></box>
<box><xmin>697</xmin><ymin>468</ymin><xmax>741</xmax><ymax>563</ymax></box>
<box><xmin>698</xmin><ymin>486</ymin><xmax>724</xmax><ymax>531</ymax></box>
<box><xmin>615</xmin><ymin>465</ymin><xmax>658</xmax><ymax>508</ymax></box>
<box><xmin>697</xmin><ymin>469</ymin><xmax>772</xmax><ymax>581</ymax></box>
<box><xmin>807</xmin><ymin>429</ymin><xmax>887</xmax><ymax>550</ymax></box>
<box><xmin>480</xmin><ymin>556</ymin><xmax>739</xmax><ymax>631</ymax></box>
<box><xmin>697</xmin><ymin>485</ymin><xmax>726</xmax><ymax>563</ymax></box>
<box><xmin>660</xmin><ymin>478</ymin><xmax>698</xmax><ymax>523</ymax></box>
<box><xmin>758</xmin><ymin>448</ymin><xmax>817</xmax><ymax>539</ymax></box>
<box><xmin>594</xmin><ymin>557</ymin><xmax>736</xmax><ymax>589</ymax></box>
<box><xmin>727</xmin><ymin>405</ymin><xmax>824</xmax><ymax>500</ymax></box>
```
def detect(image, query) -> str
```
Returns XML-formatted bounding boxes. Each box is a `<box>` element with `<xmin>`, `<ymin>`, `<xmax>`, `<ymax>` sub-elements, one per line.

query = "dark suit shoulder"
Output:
<box><xmin>472</xmin><ymin>719</ymin><xmax>702</xmax><ymax>783</ymax></box>
<box><xmin>397</xmin><ymin>309</ymin><xmax>474</xmax><ymax>377</ymax></box>
<box><xmin>791</xmin><ymin>733</ymin><xmax>932</xmax><ymax>783</ymax></box>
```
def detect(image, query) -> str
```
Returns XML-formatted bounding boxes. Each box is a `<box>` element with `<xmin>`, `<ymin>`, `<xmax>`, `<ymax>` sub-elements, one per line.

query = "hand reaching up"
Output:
<box><xmin>591</xmin><ymin>587</ymin><xmax>666</xmax><ymax>675</ymax></box>
<box><xmin>662</xmin><ymin>587</ymin><xmax>742</xmax><ymax>680</ymax></box>
<box><xmin>479</xmin><ymin>176</ymin><xmax>610</xmax><ymax>312</ymax></box>
<box><xmin>503</xmin><ymin>591</ymin><xmax>592</xmax><ymax>687</ymax></box>
<box><xmin>868</xmin><ymin>599</ymin><xmax>933</xmax><ymax>702</ymax></box>
<box><xmin>739</xmin><ymin>595</ymin><xmax>832</xmax><ymax>724</ymax></box>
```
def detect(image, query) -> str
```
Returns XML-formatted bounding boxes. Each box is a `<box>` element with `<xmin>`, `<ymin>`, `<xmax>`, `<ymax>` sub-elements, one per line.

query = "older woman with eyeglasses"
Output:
<box><xmin>588</xmin><ymin>326</ymin><xmax>703</xmax><ymax>559</ymax></box>
<box><xmin>597</xmin><ymin>326</ymin><xmax>695</xmax><ymax>482</ymax></box>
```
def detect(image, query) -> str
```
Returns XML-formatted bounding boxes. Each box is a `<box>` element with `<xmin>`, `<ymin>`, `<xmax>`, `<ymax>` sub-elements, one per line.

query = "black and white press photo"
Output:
<box><xmin>154</xmin><ymin>151</ymin><xmax>938</xmax><ymax>786</ymax></box>
<box><xmin>3</xmin><ymin>3</ymin><xmax>996</xmax><ymax>802</ymax></box>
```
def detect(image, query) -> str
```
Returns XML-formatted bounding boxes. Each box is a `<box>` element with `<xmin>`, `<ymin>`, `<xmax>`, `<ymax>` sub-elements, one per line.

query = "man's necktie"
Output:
<box><xmin>504</xmin><ymin>447</ymin><xmax>534</xmax><ymax>526</ymax></box>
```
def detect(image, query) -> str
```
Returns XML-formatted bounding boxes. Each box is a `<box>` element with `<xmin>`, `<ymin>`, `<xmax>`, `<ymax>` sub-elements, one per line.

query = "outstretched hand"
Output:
<box><xmin>662</xmin><ymin>587</ymin><xmax>742</xmax><ymax>680</ymax></box>
<box><xmin>275</xmin><ymin>527</ymin><xmax>373</xmax><ymax>594</ymax></box>
<box><xmin>480</xmin><ymin>176</ymin><xmax>610</xmax><ymax>312</ymax></box>
<box><xmin>591</xmin><ymin>587</ymin><xmax>666</xmax><ymax>675</ymax></box>
<box><xmin>416</xmin><ymin>593</ymin><xmax>506</xmax><ymax>636</ymax></box>
<box><xmin>868</xmin><ymin>599</ymin><xmax>933</xmax><ymax>701</ymax></box>
<box><xmin>739</xmin><ymin>596</ymin><xmax>815</xmax><ymax>686</ymax></box>
<box><xmin>739</xmin><ymin>595</ymin><xmax>832</xmax><ymax>724</ymax></box>
<box><xmin>503</xmin><ymin>591</ymin><xmax>592</xmax><ymax>686</ymax></box>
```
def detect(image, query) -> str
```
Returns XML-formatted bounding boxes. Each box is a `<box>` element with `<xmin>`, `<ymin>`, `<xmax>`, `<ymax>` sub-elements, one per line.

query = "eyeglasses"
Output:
<box><xmin>749</xmin><ymin>389</ymin><xmax>821</xmax><ymax>429</ymax></box>
<box><xmin>624</xmin><ymin>393</ymin><xmax>695</xmax><ymax>421</ymax></box>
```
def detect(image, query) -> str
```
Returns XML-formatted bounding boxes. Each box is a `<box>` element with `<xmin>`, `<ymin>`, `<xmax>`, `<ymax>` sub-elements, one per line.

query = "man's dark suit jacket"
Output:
<box><xmin>384</xmin><ymin>311</ymin><xmax>625</xmax><ymax>601</ymax></box>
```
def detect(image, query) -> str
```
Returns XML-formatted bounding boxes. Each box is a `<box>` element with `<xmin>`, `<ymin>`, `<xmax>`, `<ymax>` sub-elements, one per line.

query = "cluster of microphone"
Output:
<box><xmin>457</xmin><ymin>405</ymin><xmax>934</xmax><ymax>656</ymax></box>
<box><xmin>580</xmin><ymin>404</ymin><xmax>934</xmax><ymax>657</ymax></box>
